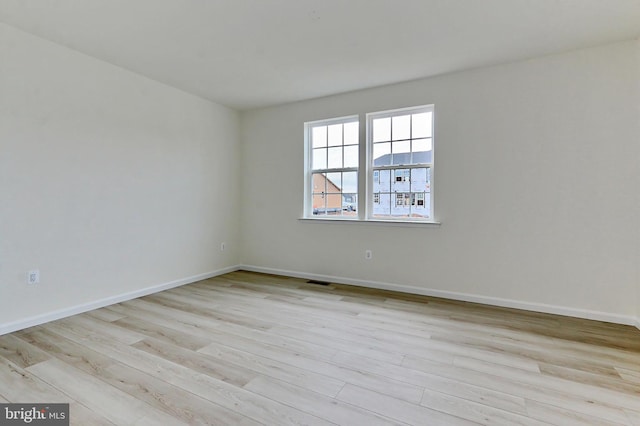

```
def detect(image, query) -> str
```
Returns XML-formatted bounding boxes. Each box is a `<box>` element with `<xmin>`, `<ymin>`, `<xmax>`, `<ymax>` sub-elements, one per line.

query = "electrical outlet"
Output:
<box><xmin>28</xmin><ymin>269</ymin><xmax>40</xmax><ymax>284</ymax></box>
<box><xmin>365</xmin><ymin>250</ymin><xmax>373</xmax><ymax>260</ymax></box>
<box><xmin>220</xmin><ymin>242</ymin><xmax>226</xmax><ymax>252</ymax></box>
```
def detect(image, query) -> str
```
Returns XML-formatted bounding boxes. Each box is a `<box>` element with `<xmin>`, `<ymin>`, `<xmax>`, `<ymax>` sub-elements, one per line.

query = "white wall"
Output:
<box><xmin>240</xmin><ymin>40</ymin><xmax>640</xmax><ymax>324</ymax></box>
<box><xmin>0</xmin><ymin>23</ymin><xmax>241</xmax><ymax>331</ymax></box>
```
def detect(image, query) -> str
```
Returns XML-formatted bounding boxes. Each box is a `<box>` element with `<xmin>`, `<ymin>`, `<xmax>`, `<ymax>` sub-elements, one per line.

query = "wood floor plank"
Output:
<box><xmin>244</xmin><ymin>375</ymin><xmax>402</xmax><ymax>426</ymax></box>
<box><xmin>19</xmin><ymin>328</ymin><xmax>255</xmax><ymax>425</ymax></box>
<box><xmin>131</xmin><ymin>338</ymin><xmax>258</xmax><ymax>387</ymax></box>
<box><xmin>111</xmin><ymin>315</ymin><xmax>212</xmax><ymax>351</ymax></box>
<box><xmin>332</xmin><ymin>351</ymin><xmax>528</xmax><ymax>415</ymax></box>
<box><xmin>625</xmin><ymin>410</ymin><xmax>640</xmax><ymax>426</ymax></box>
<box><xmin>27</xmin><ymin>358</ymin><xmax>186</xmax><ymax>425</ymax></box>
<box><xmin>0</xmin><ymin>356</ymin><xmax>116</xmax><ymax>425</ymax></box>
<box><xmin>398</xmin><ymin>353</ymin><xmax>633</xmax><ymax>424</ymax></box>
<box><xmin>525</xmin><ymin>399</ymin><xmax>627</xmax><ymax>426</ymax></box>
<box><xmin>98</xmin><ymin>362</ymin><xmax>259</xmax><ymax>426</ymax></box>
<box><xmin>56</xmin><ymin>314</ymin><xmax>146</xmax><ymax>346</ymax></box>
<box><xmin>199</xmin><ymin>332</ymin><xmax>426</xmax><ymax>404</ymax></box>
<box><xmin>18</xmin><ymin>328</ymin><xmax>116</xmax><ymax>376</ymax></box>
<box><xmin>83</xmin><ymin>307</ymin><xmax>126</xmax><ymax>323</ymax></box>
<box><xmin>197</xmin><ymin>339</ymin><xmax>346</xmax><ymax>397</ymax></box>
<box><xmin>0</xmin><ymin>333</ymin><xmax>51</xmax><ymax>368</ymax></box>
<box><xmin>1</xmin><ymin>270</ymin><xmax>639</xmax><ymax>426</ymax></box>
<box><xmin>617</xmin><ymin>367</ymin><xmax>640</xmax><ymax>385</ymax></box>
<box><xmin>452</xmin><ymin>356</ymin><xmax>640</xmax><ymax>407</ymax></box>
<box><xmin>420</xmin><ymin>388</ymin><xmax>547</xmax><ymax>426</ymax></box>
<box><xmin>44</xmin><ymin>324</ymin><xmax>331</xmax><ymax>426</ymax></box>
<box><xmin>106</xmin><ymin>301</ymin><xmax>341</xmax><ymax>362</ymax></box>
<box><xmin>336</xmin><ymin>383</ymin><xmax>478</xmax><ymax>426</ymax></box>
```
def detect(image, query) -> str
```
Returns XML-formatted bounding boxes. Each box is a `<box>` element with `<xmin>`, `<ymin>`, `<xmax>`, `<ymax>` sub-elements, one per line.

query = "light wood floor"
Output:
<box><xmin>1</xmin><ymin>271</ymin><xmax>639</xmax><ymax>425</ymax></box>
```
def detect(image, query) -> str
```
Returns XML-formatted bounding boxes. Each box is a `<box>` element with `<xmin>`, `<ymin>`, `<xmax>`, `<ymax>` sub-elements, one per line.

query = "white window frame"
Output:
<box><xmin>366</xmin><ymin>105</ymin><xmax>435</xmax><ymax>222</ymax></box>
<box><xmin>303</xmin><ymin>115</ymin><xmax>359</xmax><ymax>219</ymax></box>
<box><xmin>303</xmin><ymin>105</ymin><xmax>436</xmax><ymax>224</ymax></box>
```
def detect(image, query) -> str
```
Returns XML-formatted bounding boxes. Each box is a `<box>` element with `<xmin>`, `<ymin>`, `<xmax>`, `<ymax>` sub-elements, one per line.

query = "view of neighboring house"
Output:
<box><xmin>373</xmin><ymin>151</ymin><xmax>432</xmax><ymax>218</ymax></box>
<box><xmin>312</xmin><ymin>151</ymin><xmax>432</xmax><ymax>218</ymax></box>
<box><xmin>312</xmin><ymin>173</ymin><xmax>356</xmax><ymax>216</ymax></box>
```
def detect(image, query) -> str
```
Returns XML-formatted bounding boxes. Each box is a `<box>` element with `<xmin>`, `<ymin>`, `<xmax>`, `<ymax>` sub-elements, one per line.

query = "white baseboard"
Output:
<box><xmin>240</xmin><ymin>264</ymin><xmax>639</xmax><ymax>327</ymax></box>
<box><xmin>0</xmin><ymin>265</ymin><xmax>240</xmax><ymax>336</ymax></box>
<box><xmin>4</xmin><ymin>263</ymin><xmax>637</xmax><ymax>335</ymax></box>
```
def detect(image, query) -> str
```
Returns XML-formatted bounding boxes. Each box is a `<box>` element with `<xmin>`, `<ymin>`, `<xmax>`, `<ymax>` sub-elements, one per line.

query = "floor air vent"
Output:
<box><xmin>307</xmin><ymin>279</ymin><xmax>330</xmax><ymax>286</ymax></box>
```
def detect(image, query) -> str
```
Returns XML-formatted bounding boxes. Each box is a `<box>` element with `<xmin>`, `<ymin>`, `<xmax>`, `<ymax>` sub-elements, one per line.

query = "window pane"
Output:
<box><xmin>312</xmin><ymin>148</ymin><xmax>326</xmax><ymax>170</ymax></box>
<box><xmin>326</xmin><ymin>172</ymin><xmax>341</xmax><ymax>192</ymax></box>
<box><xmin>412</xmin><ymin>138</ymin><xmax>432</xmax><ymax>155</ymax></box>
<box><xmin>412</xmin><ymin>112</ymin><xmax>432</xmax><ymax>138</ymax></box>
<box><xmin>342</xmin><ymin>171</ymin><xmax>357</xmax><ymax>193</ymax></box>
<box><xmin>391</xmin><ymin>140</ymin><xmax>410</xmax><ymax>165</ymax></box>
<box><xmin>392</xmin><ymin>115</ymin><xmax>410</xmax><ymax>140</ymax></box>
<box><xmin>344</xmin><ymin>121</ymin><xmax>358</xmax><ymax>145</ymax></box>
<box><xmin>342</xmin><ymin>193</ymin><xmax>357</xmax><ymax>213</ymax></box>
<box><xmin>392</xmin><ymin>169</ymin><xmax>410</xmax><ymax>192</ymax></box>
<box><xmin>312</xmin><ymin>172</ymin><xmax>327</xmax><ymax>215</ymax></box>
<box><xmin>410</xmin><ymin>168</ymin><xmax>429</xmax><ymax>193</ymax></box>
<box><xmin>344</xmin><ymin>145</ymin><xmax>358</xmax><ymax>168</ymax></box>
<box><xmin>312</xmin><ymin>193</ymin><xmax>326</xmax><ymax>215</ymax></box>
<box><xmin>373</xmin><ymin>169</ymin><xmax>390</xmax><ymax>192</ymax></box>
<box><xmin>393</xmin><ymin>140</ymin><xmax>410</xmax><ymax>154</ymax></box>
<box><xmin>328</xmin><ymin>124</ymin><xmax>342</xmax><ymax>147</ymax></box>
<box><xmin>327</xmin><ymin>147</ymin><xmax>342</xmax><ymax>169</ymax></box>
<box><xmin>311</xmin><ymin>173</ymin><xmax>326</xmax><ymax>193</ymax></box>
<box><xmin>373</xmin><ymin>142</ymin><xmax>391</xmax><ymax>166</ymax></box>
<box><xmin>372</xmin><ymin>117</ymin><xmax>391</xmax><ymax>142</ymax></box>
<box><xmin>312</xmin><ymin>126</ymin><xmax>327</xmax><ymax>148</ymax></box>
<box><xmin>326</xmin><ymin>193</ymin><xmax>342</xmax><ymax>214</ymax></box>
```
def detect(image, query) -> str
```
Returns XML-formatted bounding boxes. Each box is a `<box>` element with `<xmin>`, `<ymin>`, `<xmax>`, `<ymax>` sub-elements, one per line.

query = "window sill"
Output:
<box><xmin>299</xmin><ymin>217</ymin><xmax>441</xmax><ymax>227</ymax></box>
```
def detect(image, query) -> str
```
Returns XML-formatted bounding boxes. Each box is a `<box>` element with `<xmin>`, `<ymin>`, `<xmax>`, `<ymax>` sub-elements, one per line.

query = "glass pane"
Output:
<box><xmin>343</xmin><ymin>121</ymin><xmax>358</xmax><ymax>145</ymax></box>
<box><xmin>326</xmin><ymin>172</ymin><xmax>341</xmax><ymax>192</ymax></box>
<box><xmin>328</xmin><ymin>124</ymin><xmax>342</xmax><ymax>147</ymax></box>
<box><xmin>373</xmin><ymin>169</ymin><xmax>390</xmax><ymax>192</ymax></box>
<box><xmin>391</xmin><ymin>140</ymin><xmax>410</xmax><ymax>165</ymax></box>
<box><xmin>392</xmin><ymin>169</ymin><xmax>410</xmax><ymax>192</ymax></box>
<box><xmin>392</xmin><ymin>114</ymin><xmax>410</xmax><ymax>140</ymax></box>
<box><xmin>327</xmin><ymin>147</ymin><xmax>342</xmax><ymax>169</ymax></box>
<box><xmin>312</xmin><ymin>172</ymin><xmax>326</xmax><ymax>192</ymax></box>
<box><xmin>312</xmin><ymin>126</ymin><xmax>327</xmax><ymax>148</ymax></box>
<box><xmin>342</xmin><ymin>171</ymin><xmax>357</xmax><ymax>193</ymax></box>
<box><xmin>342</xmin><ymin>193</ymin><xmax>357</xmax><ymax>213</ymax></box>
<box><xmin>326</xmin><ymin>193</ymin><xmax>342</xmax><ymax>214</ymax></box>
<box><xmin>312</xmin><ymin>193</ymin><xmax>326</xmax><ymax>215</ymax></box>
<box><xmin>372</xmin><ymin>117</ymin><xmax>391</xmax><ymax>142</ymax></box>
<box><xmin>312</xmin><ymin>148</ymin><xmax>326</xmax><ymax>170</ymax></box>
<box><xmin>412</xmin><ymin>138</ymin><xmax>432</xmax><ymax>155</ymax></box>
<box><xmin>344</xmin><ymin>145</ymin><xmax>358</xmax><ymax>168</ymax></box>
<box><xmin>410</xmin><ymin>168</ymin><xmax>429</xmax><ymax>193</ymax></box>
<box><xmin>373</xmin><ymin>142</ymin><xmax>391</xmax><ymax>166</ymax></box>
<box><xmin>412</xmin><ymin>112</ymin><xmax>432</xmax><ymax>138</ymax></box>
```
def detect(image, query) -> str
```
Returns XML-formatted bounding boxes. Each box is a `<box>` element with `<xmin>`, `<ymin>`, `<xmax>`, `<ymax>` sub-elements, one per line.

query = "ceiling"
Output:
<box><xmin>1</xmin><ymin>0</ymin><xmax>639</xmax><ymax>110</ymax></box>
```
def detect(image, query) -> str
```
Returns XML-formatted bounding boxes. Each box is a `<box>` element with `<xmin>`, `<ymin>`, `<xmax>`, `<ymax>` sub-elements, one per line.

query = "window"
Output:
<box><xmin>369</xmin><ymin>106</ymin><xmax>434</xmax><ymax>220</ymax></box>
<box><xmin>306</xmin><ymin>116</ymin><xmax>359</xmax><ymax>217</ymax></box>
<box><xmin>305</xmin><ymin>105</ymin><xmax>434</xmax><ymax>222</ymax></box>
